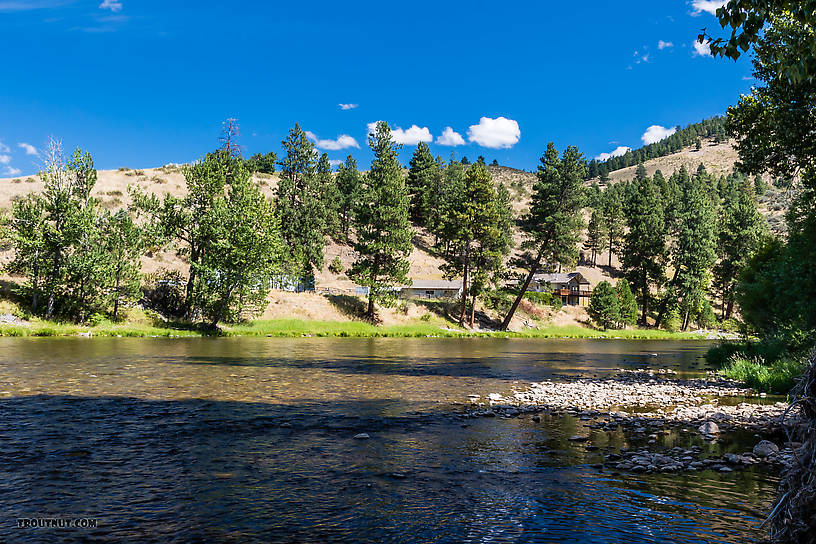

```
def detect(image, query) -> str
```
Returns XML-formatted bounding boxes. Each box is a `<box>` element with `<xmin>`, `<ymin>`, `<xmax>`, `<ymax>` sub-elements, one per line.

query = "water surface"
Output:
<box><xmin>0</xmin><ymin>338</ymin><xmax>776</xmax><ymax>543</ymax></box>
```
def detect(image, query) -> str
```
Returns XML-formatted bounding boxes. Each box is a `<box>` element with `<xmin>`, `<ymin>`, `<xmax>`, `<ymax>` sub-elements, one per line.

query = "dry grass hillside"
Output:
<box><xmin>0</xmin><ymin>140</ymin><xmax>783</xmax><ymax>330</ymax></box>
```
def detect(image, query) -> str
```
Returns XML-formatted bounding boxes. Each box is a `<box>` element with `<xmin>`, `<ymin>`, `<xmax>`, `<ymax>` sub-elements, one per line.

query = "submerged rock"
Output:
<box><xmin>753</xmin><ymin>440</ymin><xmax>779</xmax><ymax>458</ymax></box>
<box><xmin>353</xmin><ymin>433</ymin><xmax>370</xmax><ymax>440</ymax></box>
<box><xmin>698</xmin><ymin>421</ymin><xmax>720</xmax><ymax>434</ymax></box>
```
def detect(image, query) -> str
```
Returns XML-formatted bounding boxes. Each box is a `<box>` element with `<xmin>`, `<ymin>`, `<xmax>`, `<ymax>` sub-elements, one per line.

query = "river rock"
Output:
<box><xmin>753</xmin><ymin>440</ymin><xmax>779</xmax><ymax>457</ymax></box>
<box><xmin>353</xmin><ymin>433</ymin><xmax>370</xmax><ymax>440</ymax></box>
<box><xmin>698</xmin><ymin>421</ymin><xmax>719</xmax><ymax>434</ymax></box>
<box><xmin>568</xmin><ymin>435</ymin><xmax>589</xmax><ymax>442</ymax></box>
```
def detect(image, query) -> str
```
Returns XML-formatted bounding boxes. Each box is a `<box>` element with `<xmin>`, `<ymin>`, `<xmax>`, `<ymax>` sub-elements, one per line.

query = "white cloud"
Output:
<box><xmin>693</xmin><ymin>40</ymin><xmax>712</xmax><ymax>57</ymax></box>
<box><xmin>338</xmin><ymin>103</ymin><xmax>358</xmax><ymax>110</ymax></box>
<box><xmin>467</xmin><ymin>116</ymin><xmax>520</xmax><ymax>149</ymax></box>
<box><xmin>641</xmin><ymin>125</ymin><xmax>677</xmax><ymax>145</ymax></box>
<box><xmin>0</xmin><ymin>141</ymin><xmax>9</xmax><ymax>153</ymax></box>
<box><xmin>4</xmin><ymin>167</ymin><xmax>21</xmax><ymax>176</ymax></box>
<box><xmin>18</xmin><ymin>142</ymin><xmax>38</xmax><ymax>156</ymax></box>
<box><xmin>658</xmin><ymin>40</ymin><xmax>673</xmax><ymax>50</ymax></box>
<box><xmin>329</xmin><ymin>159</ymin><xmax>344</xmax><ymax>168</ymax></box>
<box><xmin>0</xmin><ymin>155</ymin><xmax>11</xmax><ymax>165</ymax></box>
<box><xmin>691</xmin><ymin>0</ymin><xmax>726</xmax><ymax>16</ymax></box>
<box><xmin>304</xmin><ymin>131</ymin><xmax>360</xmax><ymax>151</ymax></box>
<box><xmin>365</xmin><ymin>121</ymin><xmax>434</xmax><ymax>145</ymax></box>
<box><xmin>436</xmin><ymin>127</ymin><xmax>465</xmax><ymax>146</ymax></box>
<box><xmin>595</xmin><ymin>146</ymin><xmax>631</xmax><ymax>162</ymax></box>
<box><xmin>99</xmin><ymin>0</ymin><xmax>122</xmax><ymax>12</ymax></box>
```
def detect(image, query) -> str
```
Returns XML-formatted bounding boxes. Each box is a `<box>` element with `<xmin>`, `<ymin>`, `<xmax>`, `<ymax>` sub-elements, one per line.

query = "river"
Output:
<box><xmin>0</xmin><ymin>338</ymin><xmax>776</xmax><ymax>543</ymax></box>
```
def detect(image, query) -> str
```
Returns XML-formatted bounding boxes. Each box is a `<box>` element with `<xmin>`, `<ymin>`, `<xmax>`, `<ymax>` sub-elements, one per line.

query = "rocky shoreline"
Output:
<box><xmin>463</xmin><ymin>369</ymin><xmax>802</xmax><ymax>474</ymax></box>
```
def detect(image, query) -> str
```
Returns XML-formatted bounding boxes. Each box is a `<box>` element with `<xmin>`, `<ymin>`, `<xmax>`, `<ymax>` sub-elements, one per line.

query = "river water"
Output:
<box><xmin>0</xmin><ymin>338</ymin><xmax>777</xmax><ymax>543</ymax></box>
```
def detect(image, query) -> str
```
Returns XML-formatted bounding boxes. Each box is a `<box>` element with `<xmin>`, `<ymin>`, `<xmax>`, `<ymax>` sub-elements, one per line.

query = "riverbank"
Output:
<box><xmin>0</xmin><ymin>315</ymin><xmax>729</xmax><ymax>340</ymax></box>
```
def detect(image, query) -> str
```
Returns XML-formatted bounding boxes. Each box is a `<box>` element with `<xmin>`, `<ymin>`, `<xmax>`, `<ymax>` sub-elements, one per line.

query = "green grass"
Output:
<box><xmin>720</xmin><ymin>356</ymin><xmax>803</xmax><ymax>393</ymax></box>
<box><xmin>0</xmin><ymin>317</ymin><xmax>710</xmax><ymax>340</ymax></box>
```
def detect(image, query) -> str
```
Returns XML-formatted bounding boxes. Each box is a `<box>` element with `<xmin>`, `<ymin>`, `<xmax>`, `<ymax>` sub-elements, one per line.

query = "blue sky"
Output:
<box><xmin>0</xmin><ymin>0</ymin><xmax>751</xmax><ymax>175</ymax></box>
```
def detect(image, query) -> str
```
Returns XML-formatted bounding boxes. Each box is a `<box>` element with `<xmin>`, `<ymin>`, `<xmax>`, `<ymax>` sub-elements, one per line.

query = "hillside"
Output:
<box><xmin>0</xmin><ymin>141</ymin><xmax>785</xmax><ymax>330</ymax></box>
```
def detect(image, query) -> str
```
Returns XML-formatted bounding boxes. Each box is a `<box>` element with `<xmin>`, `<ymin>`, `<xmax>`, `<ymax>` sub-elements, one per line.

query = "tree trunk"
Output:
<box><xmin>608</xmin><ymin>235</ymin><xmax>613</xmax><ymax>268</ymax></box>
<box><xmin>31</xmin><ymin>254</ymin><xmax>39</xmax><ymax>314</ymax></box>
<box><xmin>469</xmin><ymin>291</ymin><xmax>477</xmax><ymax>328</ymax></box>
<box><xmin>184</xmin><ymin>246</ymin><xmax>200</xmax><ymax>320</ymax></box>
<box><xmin>113</xmin><ymin>274</ymin><xmax>121</xmax><ymax>321</ymax></box>
<box><xmin>655</xmin><ymin>266</ymin><xmax>681</xmax><ymax>329</ymax></box>
<box><xmin>500</xmin><ymin>247</ymin><xmax>543</xmax><ymax>331</ymax></box>
<box><xmin>639</xmin><ymin>270</ymin><xmax>649</xmax><ymax>326</ymax></box>
<box><xmin>459</xmin><ymin>243</ymin><xmax>470</xmax><ymax>327</ymax></box>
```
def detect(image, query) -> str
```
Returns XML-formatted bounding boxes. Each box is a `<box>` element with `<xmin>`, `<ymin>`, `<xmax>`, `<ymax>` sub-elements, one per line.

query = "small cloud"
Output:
<box><xmin>366</xmin><ymin>122</ymin><xmax>433</xmax><ymax>145</ymax></box>
<box><xmin>595</xmin><ymin>146</ymin><xmax>631</xmax><ymax>162</ymax></box>
<box><xmin>0</xmin><ymin>155</ymin><xmax>11</xmax><ymax>165</ymax></box>
<box><xmin>99</xmin><ymin>0</ymin><xmax>122</xmax><ymax>11</ymax></box>
<box><xmin>658</xmin><ymin>40</ymin><xmax>673</xmax><ymax>50</ymax></box>
<box><xmin>4</xmin><ymin>166</ymin><xmax>22</xmax><ymax>176</ymax></box>
<box><xmin>692</xmin><ymin>39</ymin><xmax>712</xmax><ymax>57</ymax></box>
<box><xmin>436</xmin><ymin>127</ymin><xmax>465</xmax><ymax>146</ymax></box>
<box><xmin>338</xmin><ymin>103</ymin><xmax>358</xmax><ymax>110</ymax></box>
<box><xmin>18</xmin><ymin>142</ymin><xmax>38</xmax><ymax>156</ymax></box>
<box><xmin>467</xmin><ymin>117</ymin><xmax>520</xmax><ymax>149</ymax></box>
<box><xmin>642</xmin><ymin>125</ymin><xmax>677</xmax><ymax>145</ymax></box>
<box><xmin>690</xmin><ymin>0</ymin><xmax>726</xmax><ymax>16</ymax></box>
<box><xmin>304</xmin><ymin>131</ymin><xmax>360</xmax><ymax>151</ymax></box>
<box><xmin>329</xmin><ymin>159</ymin><xmax>344</xmax><ymax>168</ymax></box>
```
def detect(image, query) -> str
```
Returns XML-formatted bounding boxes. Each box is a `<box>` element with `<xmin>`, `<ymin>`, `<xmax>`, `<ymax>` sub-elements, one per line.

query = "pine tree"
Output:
<box><xmin>406</xmin><ymin>142</ymin><xmax>437</xmax><ymax>224</ymax></box>
<box><xmin>195</xmin><ymin>151</ymin><xmax>283</xmax><ymax>326</ymax></box>
<box><xmin>622</xmin><ymin>175</ymin><xmax>667</xmax><ymax>326</ymax></box>
<box><xmin>601</xmin><ymin>186</ymin><xmax>625</xmax><ymax>268</ymax></box>
<box><xmin>656</xmin><ymin>169</ymin><xmax>718</xmax><ymax>330</ymax></box>
<box><xmin>347</xmin><ymin>122</ymin><xmax>413</xmax><ymax>321</ymax></box>
<box><xmin>316</xmin><ymin>152</ymin><xmax>341</xmax><ymax>238</ymax></box>
<box><xmin>438</xmin><ymin>159</ymin><xmax>509</xmax><ymax>327</ymax></box>
<box><xmin>713</xmin><ymin>181</ymin><xmax>766</xmax><ymax>319</ymax></box>
<box><xmin>616</xmin><ymin>278</ymin><xmax>638</xmax><ymax>327</ymax></box>
<box><xmin>500</xmin><ymin>144</ymin><xmax>586</xmax><ymax>330</ymax></box>
<box><xmin>336</xmin><ymin>155</ymin><xmax>361</xmax><ymax>239</ymax></box>
<box><xmin>276</xmin><ymin>124</ymin><xmax>326</xmax><ymax>281</ymax></box>
<box><xmin>583</xmin><ymin>208</ymin><xmax>606</xmax><ymax>267</ymax></box>
<box><xmin>588</xmin><ymin>281</ymin><xmax>620</xmax><ymax>330</ymax></box>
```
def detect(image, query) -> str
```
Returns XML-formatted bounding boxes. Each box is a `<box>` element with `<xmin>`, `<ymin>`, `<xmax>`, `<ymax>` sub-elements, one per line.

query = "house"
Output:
<box><xmin>400</xmin><ymin>280</ymin><xmax>462</xmax><ymax>300</ymax></box>
<box><xmin>529</xmin><ymin>272</ymin><xmax>592</xmax><ymax>306</ymax></box>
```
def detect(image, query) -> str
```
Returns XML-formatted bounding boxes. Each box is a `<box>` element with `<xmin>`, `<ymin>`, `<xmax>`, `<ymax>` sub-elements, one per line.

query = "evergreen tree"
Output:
<box><xmin>635</xmin><ymin>163</ymin><xmax>648</xmax><ymax>181</ymax></box>
<box><xmin>276</xmin><ymin>124</ymin><xmax>326</xmax><ymax>281</ymax></box>
<box><xmin>601</xmin><ymin>185</ymin><xmax>625</xmax><ymax>268</ymax></box>
<box><xmin>621</xmin><ymin>175</ymin><xmax>667</xmax><ymax>325</ymax></box>
<box><xmin>195</xmin><ymin>152</ymin><xmax>283</xmax><ymax>326</ymax></box>
<box><xmin>347</xmin><ymin>122</ymin><xmax>413</xmax><ymax>321</ymax></box>
<box><xmin>754</xmin><ymin>175</ymin><xmax>766</xmax><ymax>195</ymax></box>
<box><xmin>713</xmin><ymin>181</ymin><xmax>767</xmax><ymax>320</ymax></box>
<box><xmin>336</xmin><ymin>155</ymin><xmax>361</xmax><ymax>239</ymax></box>
<box><xmin>500</xmin><ymin>144</ymin><xmax>586</xmax><ymax>330</ymax></box>
<box><xmin>406</xmin><ymin>142</ymin><xmax>436</xmax><ymax>224</ymax></box>
<box><xmin>656</xmin><ymin>169</ymin><xmax>718</xmax><ymax>330</ymax></box>
<box><xmin>616</xmin><ymin>278</ymin><xmax>638</xmax><ymax>327</ymax></box>
<box><xmin>583</xmin><ymin>208</ymin><xmax>606</xmax><ymax>267</ymax></box>
<box><xmin>245</xmin><ymin>151</ymin><xmax>277</xmax><ymax>174</ymax></box>
<box><xmin>438</xmin><ymin>159</ymin><xmax>508</xmax><ymax>327</ymax></box>
<box><xmin>587</xmin><ymin>281</ymin><xmax>620</xmax><ymax>330</ymax></box>
<box><xmin>316</xmin><ymin>152</ymin><xmax>340</xmax><ymax>237</ymax></box>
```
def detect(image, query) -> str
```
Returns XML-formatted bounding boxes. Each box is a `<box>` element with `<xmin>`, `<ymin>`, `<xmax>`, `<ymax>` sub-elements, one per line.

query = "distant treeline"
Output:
<box><xmin>586</xmin><ymin>116</ymin><xmax>728</xmax><ymax>180</ymax></box>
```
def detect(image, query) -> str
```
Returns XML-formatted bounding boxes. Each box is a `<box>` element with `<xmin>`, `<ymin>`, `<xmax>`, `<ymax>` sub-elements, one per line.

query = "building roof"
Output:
<box><xmin>405</xmin><ymin>279</ymin><xmax>462</xmax><ymax>290</ymax></box>
<box><xmin>533</xmin><ymin>272</ymin><xmax>590</xmax><ymax>285</ymax></box>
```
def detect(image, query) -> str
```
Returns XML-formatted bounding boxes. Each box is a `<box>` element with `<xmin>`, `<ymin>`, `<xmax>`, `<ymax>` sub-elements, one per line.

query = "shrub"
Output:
<box><xmin>523</xmin><ymin>291</ymin><xmax>553</xmax><ymax>305</ymax></box>
<box><xmin>420</xmin><ymin>313</ymin><xmax>432</xmax><ymax>321</ymax></box>
<box><xmin>720</xmin><ymin>356</ymin><xmax>803</xmax><ymax>393</ymax></box>
<box><xmin>328</xmin><ymin>257</ymin><xmax>344</xmax><ymax>274</ymax></box>
<box><xmin>141</xmin><ymin>270</ymin><xmax>187</xmax><ymax>319</ymax></box>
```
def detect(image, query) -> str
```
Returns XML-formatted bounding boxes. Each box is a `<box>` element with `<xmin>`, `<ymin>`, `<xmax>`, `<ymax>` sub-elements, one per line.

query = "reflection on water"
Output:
<box><xmin>0</xmin><ymin>338</ymin><xmax>776</xmax><ymax>543</ymax></box>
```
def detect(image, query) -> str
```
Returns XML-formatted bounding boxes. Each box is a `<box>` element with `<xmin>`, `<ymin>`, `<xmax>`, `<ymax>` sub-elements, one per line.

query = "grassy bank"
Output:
<box><xmin>0</xmin><ymin>316</ymin><xmax>714</xmax><ymax>340</ymax></box>
<box><xmin>719</xmin><ymin>357</ymin><xmax>803</xmax><ymax>393</ymax></box>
